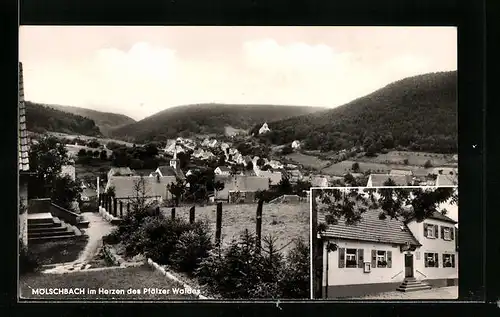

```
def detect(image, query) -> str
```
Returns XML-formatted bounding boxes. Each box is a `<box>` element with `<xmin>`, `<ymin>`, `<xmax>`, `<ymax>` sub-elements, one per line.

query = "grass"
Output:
<box><xmin>28</xmin><ymin>237</ymin><xmax>89</xmax><ymax>265</ymax></box>
<box><xmin>285</xmin><ymin>152</ymin><xmax>331</xmax><ymax>169</ymax></box>
<box><xmin>19</xmin><ymin>265</ymin><xmax>198</xmax><ymax>300</ymax></box>
<box><xmin>161</xmin><ymin>203</ymin><xmax>310</xmax><ymax>254</ymax></box>
<box><xmin>357</xmin><ymin>151</ymin><xmax>457</xmax><ymax>167</ymax></box>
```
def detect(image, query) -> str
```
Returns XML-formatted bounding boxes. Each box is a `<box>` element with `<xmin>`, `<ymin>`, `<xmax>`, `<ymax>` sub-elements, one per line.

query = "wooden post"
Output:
<box><xmin>215</xmin><ymin>202</ymin><xmax>223</xmax><ymax>247</ymax></box>
<box><xmin>113</xmin><ymin>198</ymin><xmax>117</xmax><ymax>217</ymax></box>
<box><xmin>101</xmin><ymin>193</ymin><xmax>106</xmax><ymax>208</ymax></box>
<box><xmin>311</xmin><ymin>188</ymin><xmax>322</xmax><ymax>299</ymax></box>
<box><xmin>127</xmin><ymin>202</ymin><xmax>130</xmax><ymax>215</ymax></box>
<box><xmin>171</xmin><ymin>207</ymin><xmax>176</xmax><ymax>220</ymax></box>
<box><xmin>119</xmin><ymin>201</ymin><xmax>123</xmax><ymax>218</ymax></box>
<box><xmin>255</xmin><ymin>199</ymin><xmax>263</xmax><ymax>253</ymax></box>
<box><xmin>156</xmin><ymin>206</ymin><xmax>160</xmax><ymax>216</ymax></box>
<box><xmin>106</xmin><ymin>195</ymin><xmax>110</xmax><ymax>211</ymax></box>
<box><xmin>189</xmin><ymin>206</ymin><xmax>195</xmax><ymax>224</ymax></box>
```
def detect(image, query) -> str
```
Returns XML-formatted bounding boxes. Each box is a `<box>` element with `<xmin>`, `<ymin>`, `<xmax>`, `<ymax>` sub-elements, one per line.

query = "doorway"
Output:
<box><xmin>404</xmin><ymin>254</ymin><xmax>414</xmax><ymax>278</ymax></box>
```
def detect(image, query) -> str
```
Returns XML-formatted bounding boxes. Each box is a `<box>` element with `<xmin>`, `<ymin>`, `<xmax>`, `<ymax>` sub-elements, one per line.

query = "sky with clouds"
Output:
<box><xmin>19</xmin><ymin>26</ymin><xmax>457</xmax><ymax>121</ymax></box>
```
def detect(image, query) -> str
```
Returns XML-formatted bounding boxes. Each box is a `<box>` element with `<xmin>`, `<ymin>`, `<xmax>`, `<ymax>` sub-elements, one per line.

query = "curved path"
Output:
<box><xmin>43</xmin><ymin>212</ymin><xmax>115</xmax><ymax>274</ymax></box>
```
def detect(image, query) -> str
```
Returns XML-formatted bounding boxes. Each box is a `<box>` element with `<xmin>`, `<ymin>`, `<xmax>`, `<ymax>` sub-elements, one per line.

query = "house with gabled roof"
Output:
<box><xmin>105</xmin><ymin>175</ymin><xmax>176</xmax><ymax>203</ymax></box>
<box><xmin>317</xmin><ymin>203</ymin><xmax>458</xmax><ymax>298</ymax></box>
<box><xmin>214</xmin><ymin>175</ymin><xmax>269</xmax><ymax>203</ymax></box>
<box><xmin>214</xmin><ymin>166</ymin><xmax>231</xmax><ymax>176</ymax></box>
<box><xmin>107</xmin><ymin>167</ymin><xmax>134</xmax><ymax>180</ymax></box>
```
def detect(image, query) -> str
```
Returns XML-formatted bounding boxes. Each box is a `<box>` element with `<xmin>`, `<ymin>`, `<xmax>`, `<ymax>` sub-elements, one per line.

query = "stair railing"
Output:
<box><xmin>391</xmin><ymin>270</ymin><xmax>403</xmax><ymax>279</ymax></box>
<box><xmin>416</xmin><ymin>269</ymin><xmax>427</xmax><ymax>278</ymax></box>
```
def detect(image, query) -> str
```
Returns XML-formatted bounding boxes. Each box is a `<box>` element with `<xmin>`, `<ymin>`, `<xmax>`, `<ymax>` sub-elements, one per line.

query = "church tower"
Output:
<box><xmin>170</xmin><ymin>146</ymin><xmax>180</xmax><ymax>171</ymax></box>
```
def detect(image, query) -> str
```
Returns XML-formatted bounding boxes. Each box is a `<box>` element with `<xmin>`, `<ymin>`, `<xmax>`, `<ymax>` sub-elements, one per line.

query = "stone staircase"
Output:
<box><xmin>396</xmin><ymin>277</ymin><xmax>432</xmax><ymax>292</ymax></box>
<box><xmin>28</xmin><ymin>214</ymin><xmax>83</xmax><ymax>243</ymax></box>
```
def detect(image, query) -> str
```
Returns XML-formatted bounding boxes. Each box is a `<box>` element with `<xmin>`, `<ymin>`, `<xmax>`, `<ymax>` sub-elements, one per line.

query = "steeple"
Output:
<box><xmin>170</xmin><ymin>146</ymin><xmax>179</xmax><ymax>171</ymax></box>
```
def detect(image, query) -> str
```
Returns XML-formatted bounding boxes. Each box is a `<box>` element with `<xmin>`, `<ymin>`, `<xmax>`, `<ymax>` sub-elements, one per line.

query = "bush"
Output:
<box><xmin>171</xmin><ymin>220</ymin><xmax>213</xmax><ymax>275</ymax></box>
<box><xmin>196</xmin><ymin>230</ymin><xmax>287</xmax><ymax>299</ymax></box>
<box><xmin>19</xmin><ymin>240</ymin><xmax>40</xmax><ymax>275</ymax></box>
<box><xmin>279</xmin><ymin>238</ymin><xmax>310</xmax><ymax>299</ymax></box>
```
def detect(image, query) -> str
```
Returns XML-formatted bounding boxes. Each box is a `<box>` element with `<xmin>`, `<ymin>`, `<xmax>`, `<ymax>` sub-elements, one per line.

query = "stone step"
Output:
<box><xmin>401</xmin><ymin>280</ymin><xmax>423</xmax><ymax>286</ymax></box>
<box><xmin>29</xmin><ymin>230</ymin><xmax>74</xmax><ymax>238</ymax></box>
<box><xmin>28</xmin><ymin>218</ymin><xmax>55</xmax><ymax>225</ymax></box>
<box><xmin>29</xmin><ymin>226</ymin><xmax>69</xmax><ymax>234</ymax></box>
<box><xmin>397</xmin><ymin>285</ymin><xmax>432</xmax><ymax>292</ymax></box>
<box><xmin>28</xmin><ymin>233</ymin><xmax>79</xmax><ymax>243</ymax></box>
<box><xmin>28</xmin><ymin>222</ymin><xmax>60</xmax><ymax>229</ymax></box>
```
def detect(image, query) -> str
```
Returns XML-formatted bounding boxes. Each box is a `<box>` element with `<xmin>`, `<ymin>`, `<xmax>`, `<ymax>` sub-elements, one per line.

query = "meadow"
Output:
<box><xmin>284</xmin><ymin>152</ymin><xmax>331</xmax><ymax>170</ymax></box>
<box><xmin>160</xmin><ymin>202</ymin><xmax>310</xmax><ymax>254</ymax></box>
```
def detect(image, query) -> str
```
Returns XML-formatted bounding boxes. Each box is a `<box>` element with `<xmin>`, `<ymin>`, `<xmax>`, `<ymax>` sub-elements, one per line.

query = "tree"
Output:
<box><xmin>383</xmin><ymin>178</ymin><xmax>397</xmax><ymax>186</ymax></box>
<box><xmin>314</xmin><ymin>187</ymin><xmax>457</xmax><ymax>227</ymax></box>
<box><xmin>77</xmin><ymin>149</ymin><xmax>87</xmax><ymax>157</ymax></box>
<box><xmin>424</xmin><ymin>160</ymin><xmax>433</xmax><ymax>168</ymax></box>
<box><xmin>257</xmin><ymin>158</ymin><xmax>265</xmax><ymax>167</ymax></box>
<box><xmin>261</xmin><ymin>164</ymin><xmax>272</xmax><ymax>171</ymax></box>
<box><xmin>403</xmin><ymin>159</ymin><xmax>409</xmax><ymax>165</ymax></box>
<box><xmin>351</xmin><ymin>162</ymin><xmax>360</xmax><ymax>172</ymax></box>
<box><xmin>281</xmin><ymin>144</ymin><xmax>293</xmax><ymax>155</ymax></box>
<box><xmin>99</xmin><ymin>150</ymin><xmax>108</xmax><ymax>160</ymax></box>
<box><xmin>50</xmin><ymin>175</ymin><xmax>82</xmax><ymax>210</ymax></box>
<box><xmin>168</xmin><ymin>179</ymin><xmax>187</xmax><ymax>206</ymax></box>
<box><xmin>28</xmin><ymin>136</ymin><xmax>70</xmax><ymax>197</ymax></box>
<box><xmin>144</xmin><ymin>142</ymin><xmax>159</xmax><ymax>158</ymax></box>
<box><xmin>87</xmin><ymin>139</ymin><xmax>100</xmax><ymax>148</ymax></box>
<box><xmin>246</xmin><ymin>161</ymin><xmax>254</xmax><ymax>171</ymax></box>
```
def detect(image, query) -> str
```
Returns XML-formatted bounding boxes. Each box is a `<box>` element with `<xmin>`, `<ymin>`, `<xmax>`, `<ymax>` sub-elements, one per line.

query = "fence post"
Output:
<box><xmin>106</xmin><ymin>195</ymin><xmax>110</xmax><ymax>211</ymax></box>
<box><xmin>215</xmin><ymin>202</ymin><xmax>223</xmax><ymax>247</ymax></box>
<box><xmin>256</xmin><ymin>199</ymin><xmax>263</xmax><ymax>253</ymax></box>
<box><xmin>119</xmin><ymin>201</ymin><xmax>123</xmax><ymax>218</ymax></box>
<box><xmin>156</xmin><ymin>206</ymin><xmax>160</xmax><ymax>217</ymax></box>
<box><xmin>113</xmin><ymin>198</ymin><xmax>118</xmax><ymax>217</ymax></box>
<box><xmin>127</xmin><ymin>202</ymin><xmax>130</xmax><ymax>215</ymax></box>
<box><xmin>171</xmin><ymin>207</ymin><xmax>176</xmax><ymax>220</ymax></box>
<box><xmin>189</xmin><ymin>206</ymin><xmax>195</xmax><ymax>224</ymax></box>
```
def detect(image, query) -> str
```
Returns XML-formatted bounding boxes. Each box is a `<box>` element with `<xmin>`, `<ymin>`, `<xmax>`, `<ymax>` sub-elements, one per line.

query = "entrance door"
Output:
<box><xmin>405</xmin><ymin>254</ymin><xmax>414</xmax><ymax>277</ymax></box>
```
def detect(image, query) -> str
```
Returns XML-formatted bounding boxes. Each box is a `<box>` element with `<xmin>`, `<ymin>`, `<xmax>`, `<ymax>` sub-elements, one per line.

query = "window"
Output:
<box><xmin>443</xmin><ymin>227</ymin><xmax>451</xmax><ymax>240</ymax></box>
<box><xmin>443</xmin><ymin>254</ymin><xmax>456</xmax><ymax>268</ymax></box>
<box><xmin>377</xmin><ymin>251</ymin><xmax>388</xmax><ymax>267</ymax></box>
<box><xmin>346</xmin><ymin>249</ymin><xmax>357</xmax><ymax>268</ymax></box>
<box><xmin>424</xmin><ymin>223</ymin><xmax>438</xmax><ymax>239</ymax></box>
<box><xmin>424</xmin><ymin>252</ymin><xmax>439</xmax><ymax>268</ymax></box>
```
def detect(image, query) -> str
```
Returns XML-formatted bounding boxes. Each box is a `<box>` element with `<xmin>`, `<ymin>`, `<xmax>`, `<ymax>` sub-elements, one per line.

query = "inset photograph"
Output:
<box><xmin>311</xmin><ymin>186</ymin><xmax>458</xmax><ymax>300</ymax></box>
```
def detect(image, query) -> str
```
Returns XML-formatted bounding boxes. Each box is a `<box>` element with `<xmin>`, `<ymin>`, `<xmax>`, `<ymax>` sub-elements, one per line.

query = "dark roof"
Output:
<box><xmin>158</xmin><ymin>166</ymin><xmax>178</xmax><ymax>177</ymax></box>
<box><xmin>109</xmin><ymin>167</ymin><xmax>133</xmax><ymax>176</ymax></box>
<box><xmin>106</xmin><ymin>175</ymin><xmax>176</xmax><ymax>199</ymax></box>
<box><xmin>369</xmin><ymin>174</ymin><xmax>412</xmax><ymax>186</ymax></box>
<box><xmin>318</xmin><ymin>209</ymin><xmax>421</xmax><ymax>246</ymax></box>
<box><xmin>19</xmin><ymin>62</ymin><xmax>30</xmax><ymax>172</ymax></box>
<box><xmin>216</xmin><ymin>166</ymin><xmax>231</xmax><ymax>172</ymax></box>
<box><xmin>406</xmin><ymin>210</ymin><xmax>457</xmax><ymax>225</ymax></box>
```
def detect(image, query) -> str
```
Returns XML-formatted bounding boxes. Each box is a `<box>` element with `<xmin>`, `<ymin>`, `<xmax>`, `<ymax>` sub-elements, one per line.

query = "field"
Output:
<box><xmin>355</xmin><ymin>151</ymin><xmax>457</xmax><ymax>166</ymax></box>
<box><xmin>225</xmin><ymin>125</ymin><xmax>247</xmax><ymax>136</ymax></box>
<box><xmin>19</xmin><ymin>265</ymin><xmax>197</xmax><ymax>300</ymax></box>
<box><xmin>284</xmin><ymin>152</ymin><xmax>330</xmax><ymax>169</ymax></box>
<box><xmin>161</xmin><ymin>203</ymin><xmax>309</xmax><ymax>254</ymax></box>
<box><xmin>46</xmin><ymin>131</ymin><xmax>136</xmax><ymax>147</ymax></box>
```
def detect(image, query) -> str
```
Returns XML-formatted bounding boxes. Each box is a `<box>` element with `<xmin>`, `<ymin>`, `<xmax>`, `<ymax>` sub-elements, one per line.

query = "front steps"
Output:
<box><xmin>396</xmin><ymin>277</ymin><xmax>432</xmax><ymax>292</ymax></box>
<box><xmin>28</xmin><ymin>215</ymin><xmax>83</xmax><ymax>243</ymax></box>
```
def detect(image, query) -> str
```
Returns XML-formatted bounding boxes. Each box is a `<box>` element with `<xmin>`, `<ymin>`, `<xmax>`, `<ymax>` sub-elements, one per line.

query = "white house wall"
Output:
<box><xmin>407</xmin><ymin>218</ymin><xmax>458</xmax><ymax>281</ymax></box>
<box><xmin>323</xmin><ymin>239</ymin><xmax>405</xmax><ymax>287</ymax></box>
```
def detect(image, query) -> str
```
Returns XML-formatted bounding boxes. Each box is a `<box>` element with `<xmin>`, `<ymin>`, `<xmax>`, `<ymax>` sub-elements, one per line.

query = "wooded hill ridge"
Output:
<box><xmin>45</xmin><ymin>104</ymin><xmax>136</xmax><ymax>136</ymax></box>
<box><xmin>255</xmin><ymin>71</ymin><xmax>457</xmax><ymax>154</ymax></box>
<box><xmin>26</xmin><ymin>101</ymin><xmax>102</xmax><ymax>137</ymax></box>
<box><xmin>110</xmin><ymin>103</ymin><xmax>325</xmax><ymax>143</ymax></box>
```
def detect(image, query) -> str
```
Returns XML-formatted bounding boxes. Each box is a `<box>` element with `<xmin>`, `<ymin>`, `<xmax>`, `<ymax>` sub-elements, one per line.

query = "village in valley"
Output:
<box><xmin>19</xmin><ymin>26</ymin><xmax>458</xmax><ymax>301</ymax></box>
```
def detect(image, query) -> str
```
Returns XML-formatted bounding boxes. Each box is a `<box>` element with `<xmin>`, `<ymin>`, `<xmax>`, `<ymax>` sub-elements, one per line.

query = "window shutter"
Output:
<box><xmin>423</xmin><ymin>224</ymin><xmax>428</xmax><ymax>237</ymax></box>
<box><xmin>450</xmin><ymin>226</ymin><xmax>454</xmax><ymax>240</ymax></box>
<box><xmin>387</xmin><ymin>251</ymin><xmax>392</xmax><ymax>268</ymax></box>
<box><xmin>371</xmin><ymin>250</ymin><xmax>377</xmax><ymax>268</ymax></box>
<box><xmin>338</xmin><ymin>248</ymin><xmax>345</xmax><ymax>268</ymax></box>
<box><xmin>440</xmin><ymin>226</ymin><xmax>444</xmax><ymax>240</ymax></box>
<box><xmin>434</xmin><ymin>253</ymin><xmax>439</xmax><ymax>267</ymax></box>
<box><xmin>434</xmin><ymin>225</ymin><xmax>439</xmax><ymax>238</ymax></box>
<box><xmin>357</xmin><ymin>249</ymin><xmax>364</xmax><ymax>268</ymax></box>
<box><xmin>424</xmin><ymin>253</ymin><xmax>428</xmax><ymax>268</ymax></box>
